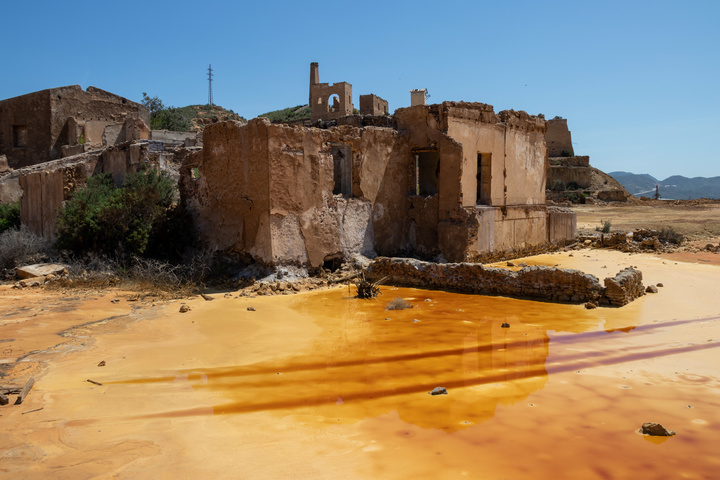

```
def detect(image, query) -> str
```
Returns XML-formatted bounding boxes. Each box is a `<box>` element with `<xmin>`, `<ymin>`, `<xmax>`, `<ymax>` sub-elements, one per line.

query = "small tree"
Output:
<box><xmin>141</xmin><ymin>93</ymin><xmax>193</xmax><ymax>131</ymax></box>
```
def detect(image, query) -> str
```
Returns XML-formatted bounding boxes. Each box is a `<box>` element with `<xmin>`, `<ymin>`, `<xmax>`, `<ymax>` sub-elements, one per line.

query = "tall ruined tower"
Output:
<box><xmin>309</xmin><ymin>62</ymin><xmax>319</xmax><ymax>105</ymax></box>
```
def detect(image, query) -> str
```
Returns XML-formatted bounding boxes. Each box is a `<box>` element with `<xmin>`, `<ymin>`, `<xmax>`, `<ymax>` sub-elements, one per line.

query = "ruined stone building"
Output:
<box><xmin>309</xmin><ymin>63</ymin><xmax>390</xmax><ymax>122</ymax></box>
<box><xmin>545</xmin><ymin>118</ymin><xmax>631</xmax><ymax>202</ymax></box>
<box><xmin>181</xmin><ymin>67</ymin><xmax>576</xmax><ymax>268</ymax></box>
<box><xmin>0</xmin><ymin>85</ymin><xmax>150</xmax><ymax>170</ymax></box>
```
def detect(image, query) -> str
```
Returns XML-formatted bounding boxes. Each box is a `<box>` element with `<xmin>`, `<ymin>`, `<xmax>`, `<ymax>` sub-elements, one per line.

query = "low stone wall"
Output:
<box><xmin>365</xmin><ymin>257</ymin><xmax>645</xmax><ymax>306</ymax></box>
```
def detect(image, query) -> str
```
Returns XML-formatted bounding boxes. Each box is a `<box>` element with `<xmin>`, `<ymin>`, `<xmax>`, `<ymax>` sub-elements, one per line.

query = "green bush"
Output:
<box><xmin>596</xmin><ymin>219</ymin><xmax>612</xmax><ymax>233</ymax></box>
<box><xmin>0</xmin><ymin>202</ymin><xmax>21</xmax><ymax>234</ymax></box>
<box><xmin>56</xmin><ymin>170</ymin><xmax>179</xmax><ymax>261</ymax></box>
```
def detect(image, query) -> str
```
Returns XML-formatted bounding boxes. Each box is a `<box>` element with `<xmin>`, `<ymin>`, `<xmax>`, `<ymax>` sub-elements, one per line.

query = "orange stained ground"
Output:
<box><xmin>2</xmin><ymin>250</ymin><xmax>720</xmax><ymax>479</ymax></box>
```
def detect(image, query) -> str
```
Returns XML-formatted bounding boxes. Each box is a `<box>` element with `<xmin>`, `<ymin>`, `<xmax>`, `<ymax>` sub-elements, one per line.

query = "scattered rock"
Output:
<box><xmin>412</xmin><ymin>319</ymin><xmax>420</xmax><ymax>323</ymax></box>
<box><xmin>656</xmin><ymin>283</ymin><xmax>664</xmax><ymax>287</ymax></box>
<box><xmin>247</xmin><ymin>306</ymin><xmax>256</xmax><ymax>311</ymax></box>
<box><xmin>111</xmin><ymin>299</ymin><xmax>120</xmax><ymax>303</ymax></box>
<box><xmin>584</xmin><ymin>302</ymin><xmax>598</xmax><ymax>309</ymax></box>
<box><xmin>518</xmin><ymin>262</ymin><xmax>528</xmax><ymax>268</ymax></box>
<box><xmin>640</xmin><ymin>422</ymin><xmax>675</xmax><ymax>436</ymax></box>
<box><xmin>16</xmin><ymin>276</ymin><xmax>45</xmax><ymax>288</ymax></box>
<box><xmin>429</xmin><ymin>387</ymin><xmax>448</xmax><ymax>396</ymax></box>
<box><xmin>501</xmin><ymin>322</ymin><xmax>510</xmax><ymax>328</ymax></box>
<box><xmin>506</xmin><ymin>261</ymin><xmax>516</xmax><ymax>267</ymax></box>
<box><xmin>97</xmin><ymin>361</ymin><xmax>106</xmax><ymax>367</ymax></box>
<box><xmin>200</xmin><ymin>293</ymin><xmax>215</xmax><ymax>301</ymax></box>
<box><xmin>16</xmin><ymin>263</ymin><xmax>68</xmax><ymax>280</ymax></box>
<box><xmin>646</xmin><ymin>285</ymin><xmax>659</xmax><ymax>294</ymax></box>
<box><xmin>179</xmin><ymin>304</ymin><xmax>190</xmax><ymax>313</ymax></box>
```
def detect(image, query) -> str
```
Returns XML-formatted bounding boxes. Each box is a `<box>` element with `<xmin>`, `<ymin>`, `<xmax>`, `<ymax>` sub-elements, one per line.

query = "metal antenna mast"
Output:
<box><xmin>207</xmin><ymin>64</ymin><xmax>214</xmax><ymax>106</ymax></box>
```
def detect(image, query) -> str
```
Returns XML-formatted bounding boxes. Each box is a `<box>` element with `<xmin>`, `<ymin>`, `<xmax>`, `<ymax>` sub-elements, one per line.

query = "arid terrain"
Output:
<box><xmin>574</xmin><ymin>201</ymin><xmax>720</xmax><ymax>243</ymax></box>
<box><xmin>1</xmin><ymin>202</ymin><xmax>720</xmax><ymax>479</ymax></box>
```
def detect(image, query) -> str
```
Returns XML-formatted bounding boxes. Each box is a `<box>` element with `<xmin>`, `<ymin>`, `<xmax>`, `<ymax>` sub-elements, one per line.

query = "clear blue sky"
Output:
<box><xmin>3</xmin><ymin>0</ymin><xmax>718</xmax><ymax>179</ymax></box>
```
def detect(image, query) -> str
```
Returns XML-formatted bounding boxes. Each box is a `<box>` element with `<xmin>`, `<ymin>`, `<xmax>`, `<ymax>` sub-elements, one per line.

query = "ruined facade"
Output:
<box><xmin>309</xmin><ymin>63</ymin><xmax>353</xmax><ymax>122</ymax></box>
<box><xmin>359</xmin><ymin>94</ymin><xmax>389</xmax><ymax>116</ymax></box>
<box><xmin>0</xmin><ymin>86</ymin><xmax>149</xmax><ymax>169</ymax></box>
<box><xmin>182</xmin><ymin>101</ymin><xmax>576</xmax><ymax>268</ymax></box>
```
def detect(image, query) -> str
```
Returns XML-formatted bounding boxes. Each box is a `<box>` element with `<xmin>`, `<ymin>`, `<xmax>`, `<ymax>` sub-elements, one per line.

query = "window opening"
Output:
<box><xmin>331</xmin><ymin>144</ymin><xmax>352</xmax><ymax>196</ymax></box>
<box><xmin>13</xmin><ymin>125</ymin><xmax>28</xmax><ymax>148</ymax></box>
<box><xmin>476</xmin><ymin>152</ymin><xmax>492</xmax><ymax>204</ymax></box>
<box><xmin>328</xmin><ymin>94</ymin><xmax>340</xmax><ymax>113</ymax></box>
<box><xmin>415</xmin><ymin>150</ymin><xmax>440</xmax><ymax>196</ymax></box>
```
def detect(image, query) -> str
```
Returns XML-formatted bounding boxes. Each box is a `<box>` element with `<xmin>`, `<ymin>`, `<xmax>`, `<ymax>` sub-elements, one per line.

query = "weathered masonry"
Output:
<box><xmin>309</xmin><ymin>63</ymin><xmax>389</xmax><ymax>122</ymax></box>
<box><xmin>182</xmin><ymin>101</ymin><xmax>576</xmax><ymax>268</ymax></box>
<box><xmin>0</xmin><ymin>85</ymin><xmax>149</xmax><ymax>169</ymax></box>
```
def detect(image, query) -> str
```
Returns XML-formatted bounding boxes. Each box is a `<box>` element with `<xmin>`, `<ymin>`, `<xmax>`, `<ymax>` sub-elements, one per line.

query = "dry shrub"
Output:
<box><xmin>51</xmin><ymin>252</ymin><xmax>211</xmax><ymax>298</ymax></box>
<box><xmin>0</xmin><ymin>226</ymin><xmax>52</xmax><ymax>270</ymax></box>
<box><xmin>386</xmin><ymin>297</ymin><xmax>413</xmax><ymax>310</ymax></box>
<box><xmin>658</xmin><ymin>227</ymin><xmax>684</xmax><ymax>245</ymax></box>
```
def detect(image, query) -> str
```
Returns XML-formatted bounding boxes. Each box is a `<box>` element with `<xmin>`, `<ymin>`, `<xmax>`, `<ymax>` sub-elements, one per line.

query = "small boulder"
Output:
<box><xmin>501</xmin><ymin>322</ymin><xmax>510</xmax><ymax>328</ymax></box>
<box><xmin>646</xmin><ymin>285</ymin><xmax>659</xmax><ymax>294</ymax></box>
<box><xmin>656</xmin><ymin>283</ymin><xmax>664</xmax><ymax>288</ymax></box>
<box><xmin>16</xmin><ymin>263</ymin><xmax>67</xmax><ymax>280</ymax></box>
<box><xmin>179</xmin><ymin>304</ymin><xmax>190</xmax><ymax>313</ymax></box>
<box><xmin>640</xmin><ymin>422</ymin><xmax>675</xmax><ymax>436</ymax></box>
<box><xmin>584</xmin><ymin>302</ymin><xmax>598</xmax><ymax>309</ymax></box>
<box><xmin>247</xmin><ymin>306</ymin><xmax>256</xmax><ymax>312</ymax></box>
<box><xmin>429</xmin><ymin>387</ymin><xmax>448</xmax><ymax>396</ymax></box>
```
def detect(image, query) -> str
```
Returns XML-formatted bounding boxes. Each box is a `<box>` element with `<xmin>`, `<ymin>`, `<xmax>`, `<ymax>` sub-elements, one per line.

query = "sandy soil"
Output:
<box><xmin>573</xmin><ymin>202</ymin><xmax>720</xmax><ymax>242</ymax></box>
<box><xmin>1</xmin><ymin>250</ymin><xmax>720</xmax><ymax>479</ymax></box>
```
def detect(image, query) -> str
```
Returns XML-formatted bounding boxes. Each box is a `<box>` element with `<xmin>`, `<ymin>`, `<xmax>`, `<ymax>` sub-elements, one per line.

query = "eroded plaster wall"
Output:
<box><xmin>185</xmin><ymin>102</ymin><xmax>575</xmax><ymax>267</ymax></box>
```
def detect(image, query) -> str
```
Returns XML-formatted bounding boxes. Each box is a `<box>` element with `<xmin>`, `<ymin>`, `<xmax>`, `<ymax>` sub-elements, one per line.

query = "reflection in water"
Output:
<box><xmin>108</xmin><ymin>285</ymin><xmax>720</xmax><ymax>434</ymax></box>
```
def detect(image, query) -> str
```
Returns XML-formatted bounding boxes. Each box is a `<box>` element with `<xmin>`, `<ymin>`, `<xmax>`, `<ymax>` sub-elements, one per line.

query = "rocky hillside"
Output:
<box><xmin>182</xmin><ymin>104</ymin><xmax>246</xmax><ymax>132</ymax></box>
<box><xmin>610</xmin><ymin>171</ymin><xmax>720</xmax><ymax>200</ymax></box>
<box><xmin>258</xmin><ymin>105</ymin><xmax>311</xmax><ymax>123</ymax></box>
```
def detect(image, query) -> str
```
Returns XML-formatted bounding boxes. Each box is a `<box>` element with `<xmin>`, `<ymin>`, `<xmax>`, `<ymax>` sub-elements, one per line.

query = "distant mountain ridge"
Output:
<box><xmin>609</xmin><ymin>171</ymin><xmax>720</xmax><ymax>200</ymax></box>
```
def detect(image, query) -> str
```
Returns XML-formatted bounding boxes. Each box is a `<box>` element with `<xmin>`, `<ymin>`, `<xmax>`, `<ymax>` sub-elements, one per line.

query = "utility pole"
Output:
<box><xmin>207</xmin><ymin>64</ymin><xmax>214</xmax><ymax>107</ymax></box>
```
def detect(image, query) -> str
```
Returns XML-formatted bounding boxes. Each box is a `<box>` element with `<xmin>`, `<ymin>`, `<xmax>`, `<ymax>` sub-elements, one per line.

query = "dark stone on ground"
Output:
<box><xmin>430</xmin><ymin>387</ymin><xmax>448</xmax><ymax>395</ymax></box>
<box><xmin>640</xmin><ymin>422</ymin><xmax>675</xmax><ymax>436</ymax></box>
